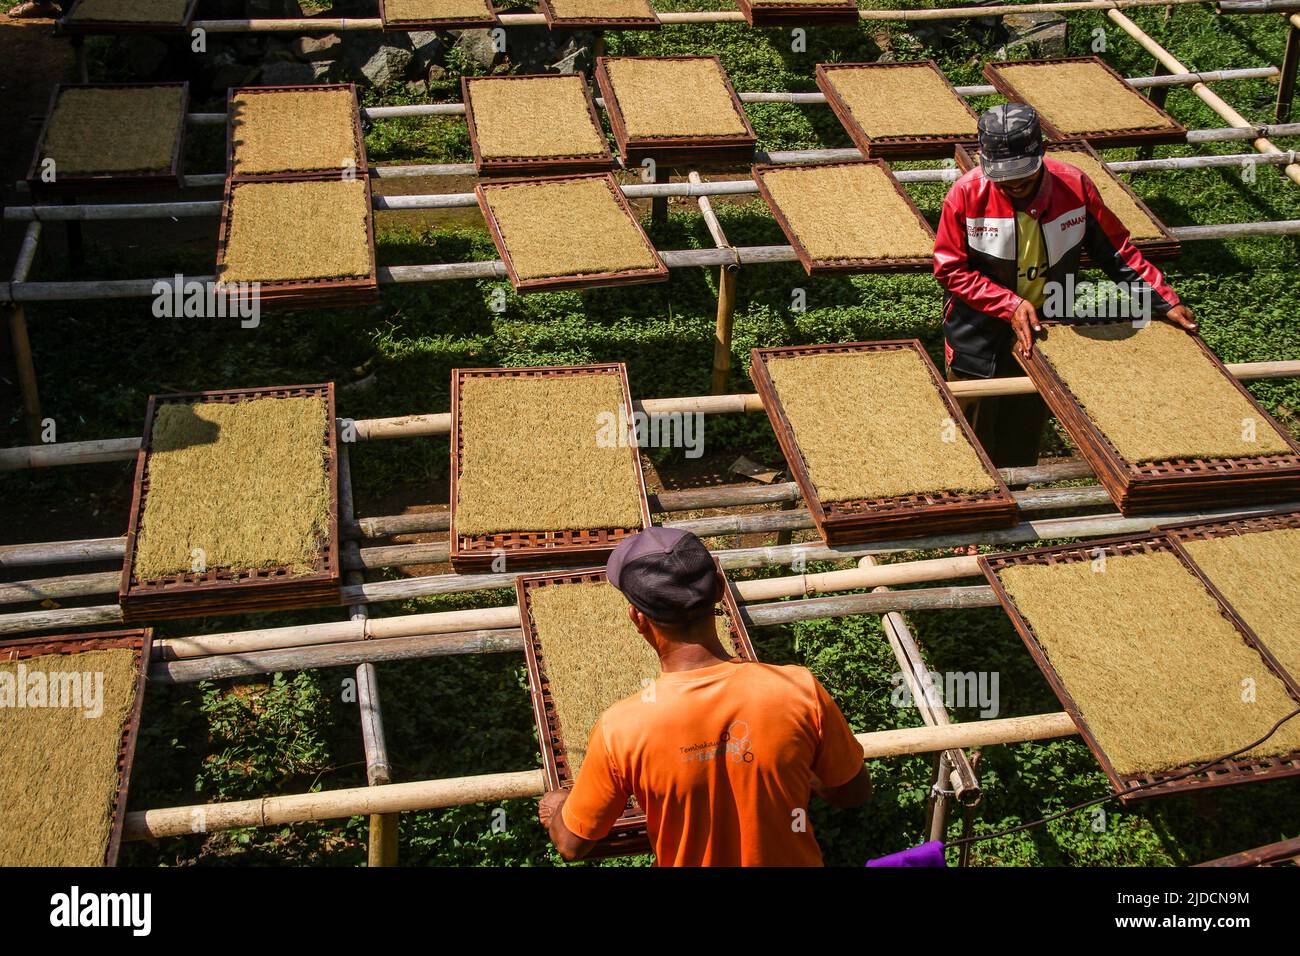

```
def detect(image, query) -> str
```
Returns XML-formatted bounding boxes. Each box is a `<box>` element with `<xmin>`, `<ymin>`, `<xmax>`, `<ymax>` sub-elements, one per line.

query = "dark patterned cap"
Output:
<box><xmin>606</xmin><ymin>527</ymin><xmax>719</xmax><ymax>624</ymax></box>
<box><xmin>978</xmin><ymin>103</ymin><xmax>1044</xmax><ymax>182</ymax></box>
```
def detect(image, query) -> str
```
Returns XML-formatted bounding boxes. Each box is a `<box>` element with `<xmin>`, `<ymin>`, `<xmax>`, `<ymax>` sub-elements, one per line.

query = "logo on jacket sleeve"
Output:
<box><xmin>965</xmin><ymin>217</ymin><xmax>1014</xmax><ymax>259</ymax></box>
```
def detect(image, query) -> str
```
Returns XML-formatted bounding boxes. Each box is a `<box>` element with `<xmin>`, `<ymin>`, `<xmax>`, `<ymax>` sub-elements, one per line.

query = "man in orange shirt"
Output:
<box><xmin>538</xmin><ymin>528</ymin><xmax>872</xmax><ymax>866</ymax></box>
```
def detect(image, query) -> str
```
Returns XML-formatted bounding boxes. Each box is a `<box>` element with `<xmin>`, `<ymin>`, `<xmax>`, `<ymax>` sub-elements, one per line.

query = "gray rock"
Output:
<box><xmin>293</xmin><ymin>34</ymin><xmax>342</xmax><ymax>62</ymax></box>
<box><xmin>359</xmin><ymin>45</ymin><xmax>414</xmax><ymax>87</ymax></box>
<box><xmin>261</xmin><ymin>59</ymin><xmax>317</xmax><ymax>85</ymax></box>
<box><xmin>405</xmin><ymin>79</ymin><xmax>429</xmax><ymax>95</ymax></box>
<box><xmin>207</xmin><ymin>49</ymin><xmax>261</xmax><ymax>91</ymax></box>
<box><xmin>549</xmin><ymin>43</ymin><xmax>589</xmax><ymax>75</ymax></box>
<box><xmin>453</xmin><ymin>29</ymin><xmax>500</xmax><ymax>71</ymax></box>
<box><xmin>312</xmin><ymin>60</ymin><xmax>342</xmax><ymax>83</ymax></box>
<box><xmin>409</xmin><ymin>30</ymin><xmax>442</xmax><ymax>69</ymax></box>
<box><xmin>997</xmin><ymin>13</ymin><xmax>1069</xmax><ymax>59</ymax></box>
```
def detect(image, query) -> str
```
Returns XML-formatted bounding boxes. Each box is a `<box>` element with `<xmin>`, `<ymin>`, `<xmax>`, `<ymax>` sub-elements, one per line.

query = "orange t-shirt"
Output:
<box><xmin>561</xmin><ymin>659</ymin><xmax>865</xmax><ymax>867</ymax></box>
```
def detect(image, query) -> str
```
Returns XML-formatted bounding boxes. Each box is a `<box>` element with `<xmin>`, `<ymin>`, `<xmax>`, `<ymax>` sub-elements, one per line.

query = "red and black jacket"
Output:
<box><xmin>933</xmin><ymin>157</ymin><xmax>1180</xmax><ymax>378</ymax></box>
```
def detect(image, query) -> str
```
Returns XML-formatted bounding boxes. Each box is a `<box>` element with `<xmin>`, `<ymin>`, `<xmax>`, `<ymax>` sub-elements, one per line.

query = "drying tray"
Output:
<box><xmin>378</xmin><ymin>0</ymin><xmax>498</xmax><ymax>29</ymax></box>
<box><xmin>735</xmin><ymin>0</ymin><xmax>860</xmax><ymax>26</ymax></box>
<box><xmin>538</xmin><ymin>0</ymin><xmax>660</xmax><ymax>29</ymax></box>
<box><xmin>952</xmin><ymin>141</ymin><xmax>1181</xmax><ymax>261</ymax></box>
<box><xmin>516</xmin><ymin>567</ymin><xmax>760</xmax><ymax>858</ymax></box>
<box><xmin>0</xmin><ymin>628</ymin><xmax>153</xmax><ymax>866</ymax></box>
<box><xmin>58</xmin><ymin>0</ymin><xmax>200</xmax><ymax>34</ymax></box>
<box><xmin>462</xmin><ymin>75</ymin><xmax>615</xmax><ymax>177</ymax></box>
<box><xmin>119</xmin><ymin>384</ymin><xmax>341</xmax><ymax>622</ymax></box>
<box><xmin>450</xmin><ymin>363</ymin><xmax>652</xmax><ymax>573</ymax></box>
<box><xmin>980</xmin><ymin>533</ymin><xmax>1300</xmax><ymax>800</ymax></box>
<box><xmin>750</xmin><ymin>340</ymin><xmax>1019</xmax><ymax>546</ymax></box>
<box><xmin>982</xmin><ymin>56</ymin><xmax>1187</xmax><ymax>150</ymax></box>
<box><xmin>594</xmin><ymin>56</ymin><xmax>758</xmax><ymax>168</ymax></box>
<box><xmin>1018</xmin><ymin>322</ymin><xmax>1300</xmax><ymax>515</ymax></box>
<box><xmin>475</xmin><ymin>173</ymin><xmax>668</xmax><ymax>292</ymax></box>
<box><xmin>751</xmin><ymin>160</ymin><xmax>935</xmax><ymax>275</ymax></box>
<box><xmin>816</xmin><ymin>61</ymin><xmax>981</xmax><ymax>160</ymax></box>
<box><xmin>27</xmin><ymin>83</ymin><xmax>189</xmax><ymax>196</ymax></box>
<box><xmin>226</xmin><ymin>84</ymin><xmax>367</xmax><ymax>183</ymax></box>
<box><xmin>215</xmin><ymin>175</ymin><xmax>380</xmax><ymax>311</ymax></box>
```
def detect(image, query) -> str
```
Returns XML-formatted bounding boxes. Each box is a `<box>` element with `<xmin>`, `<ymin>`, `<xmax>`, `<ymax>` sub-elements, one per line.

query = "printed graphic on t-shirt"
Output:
<box><xmin>679</xmin><ymin>720</ymin><xmax>756</xmax><ymax>765</ymax></box>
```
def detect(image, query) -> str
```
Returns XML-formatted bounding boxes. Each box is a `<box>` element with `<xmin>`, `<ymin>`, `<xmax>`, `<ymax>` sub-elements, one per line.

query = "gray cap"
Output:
<box><xmin>606</xmin><ymin>527</ymin><xmax>719</xmax><ymax>625</ymax></box>
<box><xmin>978</xmin><ymin>103</ymin><xmax>1044</xmax><ymax>183</ymax></box>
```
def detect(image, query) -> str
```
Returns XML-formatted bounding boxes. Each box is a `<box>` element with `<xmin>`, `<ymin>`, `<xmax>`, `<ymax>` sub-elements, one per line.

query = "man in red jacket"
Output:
<box><xmin>933</xmin><ymin>103</ymin><xmax>1196</xmax><ymax>466</ymax></box>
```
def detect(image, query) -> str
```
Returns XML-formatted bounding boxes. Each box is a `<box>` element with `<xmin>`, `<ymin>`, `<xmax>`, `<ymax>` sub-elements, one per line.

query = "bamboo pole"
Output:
<box><xmin>1278</xmin><ymin>16</ymin><xmax>1300</xmax><ymax>122</ymax></box>
<box><xmin>862</xmin><ymin>556</ymin><xmax>982</xmax><ymax>812</ymax></box>
<box><xmin>1108</xmin><ymin>8</ymin><xmax>1300</xmax><ymax>187</ymax></box>
<box><xmin>7</xmin><ymin>222</ymin><xmax>44</xmax><ymax>442</ymax></box>
<box><xmin>338</xmin><ymin>442</ymin><xmax>400</xmax><ymax>867</ymax></box>
<box><xmin>689</xmin><ymin>170</ymin><xmax>740</xmax><ymax>396</ymax></box>
<box><xmin>121</xmin><ymin>712</ymin><xmax>1077</xmax><ymax>841</ymax></box>
<box><xmin>1</xmin><ymin>360</ymin><xmax>1295</xmax><ymax>473</ymax></box>
<box><xmin>7</xmin><ymin>216</ymin><xmax>1299</xmax><ymax>307</ymax></box>
<box><xmin>184</xmin><ymin>0</ymin><xmax>1209</xmax><ymax>35</ymax></box>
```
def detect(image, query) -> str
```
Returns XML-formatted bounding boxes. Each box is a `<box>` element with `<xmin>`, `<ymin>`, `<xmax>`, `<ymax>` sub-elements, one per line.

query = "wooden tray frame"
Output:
<box><xmin>538</xmin><ymin>0</ymin><xmax>660</xmax><ymax>29</ymax></box>
<box><xmin>982</xmin><ymin>56</ymin><xmax>1187</xmax><ymax>149</ymax></box>
<box><xmin>980</xmin><ymin>533</ymin><xmax>1300</xmax><ymax>800</ymax></box>
<box><xmin>0</xmin><ymin>628</ymin><xmax>153</xmax><ymax>866</ymax></box>
<box><xmin>58</xmin><ymin>0</ymin><xmax>199</xmax><ymax>34</ymax></box>
<box><xmin>816</xmin><ymin>61</ymin><xmax>981</xmax><ymax>160</ymax></box>
<box><xmin>215</xmin><ymin>175</ymin><xmax>380</xmax><ymax>310</ymax></box>
<box><xmin>450</xmin><ymin>364</ymin><xmax>652</xmax><ymax>573</ymax></box>
<box><xmin>953</xmin><ymin>141</ymin><xmax>1181</xmax><ymax>261</ymax></box>
<box><xmin>1160</xmin><ymin>507</ymin><xmax>1300</xmax><ymax>689</ymax></box>
<box><xmin>119</xmin><ymin>385</ymin><xmax>341</xmax><ymax>621</ymax></box>
<box><xmin>735</xmin><ymin>0</ymin><xmax>860</xmax><ymax>26</ymax></box>
<box><xmin>516</xmin><ymin>566</ymin><xmax>760</xmax><ymax>858</ymax></box>
<box><xmin>1018</xmin><ymin>322</ymin><xmax>1300</xmax><ymax>514</ymax></box>
<box><xmin>752</xmin><ymin>160</ymin><xmax>935</xmax><ymax>275</ymax></box>
<box><xmin>227</xmin><ymin>84</ymin><xmax>367</xmax><ymax>183</ymax></box>
<box><xmin>26</xmin><ymin>83</ymin><xmax>189</xmax><ymax>196</ymax></box>
<box><xmin>378</xmin><ymin>0</ymin><xmax>498</xmax><ymax>29</ymax></box>
<box><xmin>594</xmin><ymin>56</ymin><xmax>758</xmax><ymax>168</ymax></box>
<box><xmin>1197</xmin><ymin>834</ymin><xmax>1300</xmax><ymax>867</ymax></box>
<box><xmin>750</xmin><ymin>340</ymin><xmax>1020</xmax><ymax>546</ymax></box>
<box><xmin>475</xmin><ymin>173</ymin><xmax>668</xmax><ymax>292</ymax></box>
<box><xmin>462</xmin><ymin>74</ymin><xmax>615</xmax><ymax>177</ymax></box>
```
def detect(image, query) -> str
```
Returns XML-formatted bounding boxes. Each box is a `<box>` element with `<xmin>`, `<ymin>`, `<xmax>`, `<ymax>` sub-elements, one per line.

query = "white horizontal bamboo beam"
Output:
<box><xmin>1</xmin><ymin>361</ymin><xmax>1294</xmax><ymax>472</ymax></box>
<box><xmin>120</xmin><ymin>711</ymin><xmax>1077</xmax><ymax>840</ymax></box>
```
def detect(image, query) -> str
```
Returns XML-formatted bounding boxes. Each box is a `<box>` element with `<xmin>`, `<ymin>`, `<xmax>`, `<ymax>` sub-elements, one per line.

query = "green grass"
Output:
<box><xmin>8</xmin><ymin>3</ymin><xmax>1300</xmax><ymax>867</ymax></box>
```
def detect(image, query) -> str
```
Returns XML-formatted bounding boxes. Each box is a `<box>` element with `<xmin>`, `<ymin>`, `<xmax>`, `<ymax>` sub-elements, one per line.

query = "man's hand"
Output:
<box><xmin>538</xmin><ymin>788</ymin><xmax>568</xmax><ymax>828</ymax></box>
<box><xmin>1164</xmin><ymin>304</ymin><xmax>1197</xmax><ymax>331</ymax></box>
<box><xmin>1010</xmin><ymin>298</ymin><xmax>1041</xmax><ymax>355</ymax></box>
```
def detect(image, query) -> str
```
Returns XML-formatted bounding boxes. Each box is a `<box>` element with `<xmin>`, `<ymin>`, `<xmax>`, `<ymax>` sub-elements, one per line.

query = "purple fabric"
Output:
<box><xmin>866</xmin><ymin>841</ymin><xmax>947</xmax><ymax>867</ymax></box>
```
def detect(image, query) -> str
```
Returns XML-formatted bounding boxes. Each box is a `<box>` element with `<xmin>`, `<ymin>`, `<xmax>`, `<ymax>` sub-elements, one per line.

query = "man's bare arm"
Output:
<box><xmin>539</xmin><ymin>789</ymin><xmax>599</xmax><ymax>862</ymax></box>
<box><xmin>816</xmin><ymin>765</ymin><xmax>873</xmax><ymax>809</ymax></box>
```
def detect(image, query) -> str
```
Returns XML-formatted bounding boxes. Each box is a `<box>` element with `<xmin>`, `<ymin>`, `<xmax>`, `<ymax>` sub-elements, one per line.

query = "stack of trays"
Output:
<box><xmin>735</xmin><ymin>0</ymin><xmax>860</xmax><ymax>26</ymax></box>
<box><xmin>1020</xmin><ymin>321</ymin><xmax>1300</xmax><ymax>515</ymax></box>
<box><xmin>983</xmin><ymin>56</ymin><xmax>1186</xmax><ymax>149</ymax></box>
<box><xmin>450</xmin><ymin>363</ymin><xmax>652</xmax><ymax>572</ymax></box>
<box><xmin>750</xmin><ymin>340</ymin><xmax>1019</xmax><ymax>546</ymax></box>
<box><xmin>516</xmin><ymin>568</ymin><xmax>760</xmax><ymax>858</ymax></box>
<box><xmin>817</xmin><ymin>61</ymin><xmax>980</xmax><ymax>160</ymax></box>
<box><xmin>595</xmin><ymin>56</ymin><xmax>757</xmax><ymax>168</ymax></box>
<box><xmin>27</xmin><ymin>83</ymin><xmax>189</xmax><ymax>196</ymax></box>
<box><xmin>119</xmin><ymin>384</ymin><xmax>341</xmax><ymax>621</ymax></box>
<box><xmin>378</xmin><ymin>0</ymin><xmax>497</xmax><ymax>29</ymax></box>
<box><xmin>981</xmin><ymin>534</ymin><xmax>1300</xmax><ymax>799</ymax></box>
<box><xmin>0</xmin><ymin>629</ymin><xmax>152</xmax><ymax>867</ymax></box>
<box><xmin>217</xmin><ymin>84</ymin><xmax>378</xmax><ymax>311</ymax></box>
